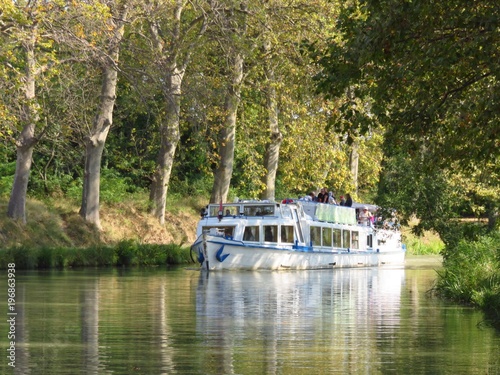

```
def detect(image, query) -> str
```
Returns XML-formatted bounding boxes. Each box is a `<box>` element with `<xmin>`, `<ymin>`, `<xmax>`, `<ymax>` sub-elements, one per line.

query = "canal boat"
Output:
<box><xmin>191</xmin><ymin>199</ymin><xmax>405</xmax><ymax>271</ymax></box>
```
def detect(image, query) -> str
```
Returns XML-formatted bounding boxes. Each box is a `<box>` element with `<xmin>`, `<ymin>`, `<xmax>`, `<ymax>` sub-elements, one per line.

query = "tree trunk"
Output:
<box><xmin>486</xmin><ymin>202</ymin><xmax>498</xmax><ymax>232</ymax></box>
<box><xmin>349</xmin><ymin>142</ymin><xmax>359</xmax><ymax>195</ymax></box>
<box><xmin>7</xmin><ymin>33</ymin><xmax>39</xmax><ymax>223</ymax></box>
<box><xmin>150</xmin><ymin>70</ymin><xmax>183</xmax><ymax>224</ymax></box>
<box><xmin>260</xmin><ymin>44</ymin><xmax>282</xmax><ymax>201</ymax></box>
<box><xmin>210</xmin><ymin>53</ymin><xmax>244</xmax><ymax>204</ymax></box>
<box><xmin>80</xmin><ymin>65</ymin><xmax>119</xmax><ymax>228</ymax></box>
<box><xmin>8</xmin><ymin>126</ymin><xmax>36</xmax><ymax>224</ymax></box>
<box><xmin>80</xmin><ymin>7</ymin><xmax>127</xmax><ymax>228</ymax></box>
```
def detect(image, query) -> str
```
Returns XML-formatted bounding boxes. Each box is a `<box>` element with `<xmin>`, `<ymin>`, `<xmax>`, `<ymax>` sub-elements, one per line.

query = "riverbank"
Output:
<box><xmin>0</xmin><ymin>195</ymin><xmax>201</xmax><ymax>269</ymax></box>
<box><xmin>0</xmin><ymin>195</ymin><xmax>200</xmax><ymax>249</ymax></box>
<box><xmin>434</xmin><ymin>232</ymin><xmax>500</xmax><ymax>329</ymax></box>
<box><xmin>404</xmin><ymin>254</ymin><xmax>443</xmax><ymax>269</ymax></box>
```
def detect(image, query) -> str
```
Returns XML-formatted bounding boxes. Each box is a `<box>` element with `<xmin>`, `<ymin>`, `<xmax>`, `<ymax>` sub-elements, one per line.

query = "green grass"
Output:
<box><xmin>434</xmin><ymin>231</ymin><xmax>500</xmax><ymax>328</ymax></box>
<box><xmin>0</xmin><ymin>241</ymin><xmax>193</xmax><ymax>270</ymax></box>
<box><xmin>402</xmin><ymin>229</ymin><xmax>444</xmax><ymax>255</ymax></box>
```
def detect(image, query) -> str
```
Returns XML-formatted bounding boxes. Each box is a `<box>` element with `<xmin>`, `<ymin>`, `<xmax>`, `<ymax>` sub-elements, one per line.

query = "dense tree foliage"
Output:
<box><xmin>313</xmin><ymin>0</ymin><xmax>499</xmax><ymax>240</ymax></box>
<box><xmin>4</xmin><ymin>0</ymin><xmax>494</xmax><ymax>234</ymax></box>
<box><xmin>1</xmin><ymin>1</ymin><xmax>360</xmax><ymax>223</ymax></box>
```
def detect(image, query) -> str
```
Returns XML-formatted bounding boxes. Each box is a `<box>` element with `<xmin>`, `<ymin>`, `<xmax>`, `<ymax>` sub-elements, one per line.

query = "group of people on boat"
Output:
<box><xmin>281</xmin><ymin>189</ymin><xmax>400</xmax><ymax>230</ymax></box>
<box><xmin>297</xmin><ymin>189</ymin><xmax>379</xmax><ymax>226</ymax></box>
<box><xmin>300</xmin><ymin>189</ymin><xmax>353</xmax><ymax>207</ymax></box>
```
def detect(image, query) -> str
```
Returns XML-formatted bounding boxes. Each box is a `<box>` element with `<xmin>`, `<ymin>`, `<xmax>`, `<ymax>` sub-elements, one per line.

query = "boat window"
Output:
<box><xmin>264</xmin><ymin>225</ymin><xmax>278</xmax><ymax>242</ymax></box>
<box><xmin>322</xmin><ymin>227</ymin><xmax>332</xmax><ymax>247</ymax></box>
<box><xmin>280</xmin><ymin>205</ymin><xmax>293</xmax><ymax>219</ymax></box>
<box><xmin>343</xmin><ymin>230</ymin><xmax>351</xmax><ymax>248</ymax></box>
<box><xmin>209</xmin><ymin>205</ymin><xmax>239</xmax><ymax>217</ymax></box>
<box><xmin>243</xmin><ymin>226</ymin><xmax>260</xmax><ymax>242</ymax></box>
<box><xmin>351</xmin><ymin>231</ymin><xmax>359</xmax><ymax>249</ymax></box>
<box><xmin>244</xmin><ymin>205</ymin><xmax>275</xmax><ymax>216</ymax></box>
<box><xmin>281</xmin><ymin>225</ymin><xmax>294</xmax><ymax>244</ymax></box>
<box><xmin>367</xmin><ymin>234</ymin><xmax>373</xmax><ymax>248</ymax></box>
<box><xmin>333</xmin><ymin>229</ymin><xmax>341</xmax><ymax>247</ymax></box>
<box><xmin>311</xmin><ymin>226</ymin><xmax>322</xmax><ymax>246</ymax></box>
<box><xmin>202</xmin><ymin>226</ymin><xmax>235</xmax><ymax>237</ymax></box>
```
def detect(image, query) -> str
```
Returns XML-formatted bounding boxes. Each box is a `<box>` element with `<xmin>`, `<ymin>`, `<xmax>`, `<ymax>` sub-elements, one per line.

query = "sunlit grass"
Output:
<box><xmin>435</xmin><ymin>232</ymin><xmax>500</xmax><ymax>327</ymax></box>
<box><xmin>402</xmin><ymin>227</ymin><xmax>444</xmax><ymax>255</ymax></box>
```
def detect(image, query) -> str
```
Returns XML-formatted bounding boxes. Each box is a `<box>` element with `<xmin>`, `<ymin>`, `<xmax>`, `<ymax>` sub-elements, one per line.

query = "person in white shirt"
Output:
<box><xmin>358</xmin><ymin>206</ymin><xmax>373</xmax><ymax>225</ymax></box>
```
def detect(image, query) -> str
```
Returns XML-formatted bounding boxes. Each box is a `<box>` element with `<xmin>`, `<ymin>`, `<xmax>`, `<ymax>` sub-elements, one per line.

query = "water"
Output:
<box><xmin>1</xmin><ymin>257</ymin><xmax>499</xmax><ymax>375</ymax></box>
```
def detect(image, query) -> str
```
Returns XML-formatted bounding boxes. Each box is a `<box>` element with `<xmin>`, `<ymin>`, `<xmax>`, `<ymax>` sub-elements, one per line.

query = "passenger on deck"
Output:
<box><xmin>344</xmin><ymin>194</ymin><xmax>353</xmax><ymax>207</ymax></box>
<box><xmin>338</xmin><ymin>196</ymin><xmax>346</xmax><ymax>206</ymax></box>
<box><xmin>358</xmin><ymin>206</ymin><xmax>373</xmax><ymax>225</ymax></box>
<box><xmin>317</xmin><ymin>188</ymin><xmax>327</xmax><ymax>203</ymax></box>
<box><xmin>327</xmin><ymin>191</ymin><xmax>337</xmax><ymax>204</ymax></box>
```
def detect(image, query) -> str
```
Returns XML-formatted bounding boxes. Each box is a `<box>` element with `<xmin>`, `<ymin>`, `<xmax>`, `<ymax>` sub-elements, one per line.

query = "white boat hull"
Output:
<box><xmin>193</xmin><ymin>235</ymin><xmax>405</xmax><ymax>271</ymax></box>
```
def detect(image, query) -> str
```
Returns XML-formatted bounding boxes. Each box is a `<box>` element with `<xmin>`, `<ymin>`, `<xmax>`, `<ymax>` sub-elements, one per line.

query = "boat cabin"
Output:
<box><xmin>197</xmin><ymin>200</ymin><xmax>395</xmax><ymax>253</ymax></box>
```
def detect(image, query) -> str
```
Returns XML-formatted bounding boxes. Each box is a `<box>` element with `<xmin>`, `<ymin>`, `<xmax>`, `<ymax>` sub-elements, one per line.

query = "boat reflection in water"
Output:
<box><xmin>195</xmin><ymin>267</ymin><xmax>405</xmax><ymax>374</ymax></box>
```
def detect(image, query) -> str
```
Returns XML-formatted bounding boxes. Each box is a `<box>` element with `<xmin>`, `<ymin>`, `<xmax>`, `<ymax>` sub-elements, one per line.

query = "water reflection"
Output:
<box><xmin>0</xmin><ymin>265</ymin><xmax>498</xmax><ymax>375</ymax></box>
<box><xmin>13</xmin><ymin>285</ymin><xmax>30</xmax><ymax>375</ymax></box>
<box><xmin>81</xmin><ymin>280</ymin><xmax>99</xmax><ymax>374</ymax></box>
<box><xmin>195</xmin><ymin>268</ymin><xmax>407</xmax><ymax>374</ymax></box>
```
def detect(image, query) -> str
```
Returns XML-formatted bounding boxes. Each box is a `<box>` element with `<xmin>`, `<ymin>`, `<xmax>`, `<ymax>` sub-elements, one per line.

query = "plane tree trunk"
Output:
<box><xmin>260</xmin><ymin>43</ymin><xmax>282</xmax><ymax>201</ymax></box>
<box><xmin>80</xmin><ymin>5</ymin><xmax>128</xmax><ymax>228</ymax></box>
<box><xmin>210</xmin><ymin>53</ymin><xmax>244</xmax><ymax>204</ymax></box>
<box><xmin>79</xmin><ymin>66</ymin><xmax>119</xmax><ymax>228</ymax></box>
<box><xmin>150</xmin><ymin>70</ymin><xmax>183</xmax><ymax>224</ymax></box>
<box><xmin>8</xmin><ymin>30</ymin><xmax>39</xmax><ymax>223</ymax></box>
<box><xmin>349</xmin><ymin>142</ymin><xmax>359</xmax><ymax>195</ymax></box>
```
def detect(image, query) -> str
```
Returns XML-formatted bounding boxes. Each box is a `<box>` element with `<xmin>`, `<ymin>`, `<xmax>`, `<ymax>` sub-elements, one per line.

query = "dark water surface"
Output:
<box><xmin>1</xmin><ymin>256</ymin><xmax>499</xmax><ymax>374</ymax></box>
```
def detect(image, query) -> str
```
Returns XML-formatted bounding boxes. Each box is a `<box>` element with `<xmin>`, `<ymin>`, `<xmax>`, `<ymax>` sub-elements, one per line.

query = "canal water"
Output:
<box><xmin>1</xmin><ymin>257</ymin><xmax>499</xmax><ymax>374</ymax></box>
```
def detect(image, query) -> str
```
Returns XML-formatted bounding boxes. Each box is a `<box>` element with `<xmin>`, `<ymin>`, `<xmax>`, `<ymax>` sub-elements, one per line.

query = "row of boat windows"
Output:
<box><xmin>310</xmin><ymin>226</ymin><xmax>360</xmax><ymax>250</ymax></box>
<box><xmin>209</xmin><ymin>205</ymin><xmax>276</xmax><ymax>217</ymax></box>
<box><xmin>204</xmin><ymin>225</ymin><xmax>369</xmax><ymax>250</ymax></box>
<box><xmin>243</xmin><ymin>225</ymin><xmax>294</xmax><ymax>243</ymax></box>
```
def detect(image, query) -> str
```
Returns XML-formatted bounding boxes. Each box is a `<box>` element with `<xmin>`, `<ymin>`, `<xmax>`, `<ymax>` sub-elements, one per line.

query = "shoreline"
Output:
<box><xmin>405</xmin><ymin>254</ymin><xmax>443</xmax><ymax>269</ymax></box>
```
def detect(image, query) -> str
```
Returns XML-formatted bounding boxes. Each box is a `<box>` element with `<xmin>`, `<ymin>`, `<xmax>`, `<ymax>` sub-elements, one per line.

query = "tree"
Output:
<box><xmin>79</xmin><ymin>1</ymin><xmax>130</xmax><ymax>228</ymax></box>
<box><xmin>139</xmin><ymin>0</ymin><xmax>208</xmax><ymax>224</ymax></box>
<box><xmin>209</xmin><ymin>1</ymin><xmax>248</xmax><ymax>204</ymax></box>
<box><xmin>1</xmin><ymin>1</ymin><xmax>60</xmax><ymax>223</ymax></box>
<box><xmin>259</xmin><ymin>36</ymin><xmax>282</xmax><ymax>201</ymax></box>
<box><xmin>314</xmin><ymin>0</ymin><xmax>500</xmax><ymax>234</ymax></box>
<box><xmin>231</xmin><ymin>0</ymin><xmax>352</xmax><ymax>200</ymax></box>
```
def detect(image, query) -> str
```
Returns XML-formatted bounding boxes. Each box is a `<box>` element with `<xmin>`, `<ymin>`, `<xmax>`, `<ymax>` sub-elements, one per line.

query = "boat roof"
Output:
<box><xmin>207</xmin><ymin>199</ymin><xmax>379</xmax><ymax>211</ymax></box>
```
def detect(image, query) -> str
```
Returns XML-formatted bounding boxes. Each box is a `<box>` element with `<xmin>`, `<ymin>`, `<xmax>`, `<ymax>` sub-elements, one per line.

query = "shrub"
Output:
<box><xmin>0</xmin><ymin>162</ymin><xmax>15</xmax><ymax>197</ymax></box>
<box><xmin>165</xmin><ymin>244</ymin><xmax>192</xmax><ymax>264</ymax></box>
<box><xmin>37</xmin><ymin>247</ymin><xmax>54</xmax><ymax>269</ymax></box>
<box><xmin>12</xmin><ymin>247</ymin><xmax>38</xmax><ymax>269</ymax></box>
<box><xmin>136</xmin><ymin>244</ymin><xmax>167</xmax><ymax>266</ymax></box>
<box><xmin>0</xmin><ymin>241</ymin><xmax>193</xmax><ymax>269</ymax></box>
<box><xmin>115</xmin><ymin>240</ymin><xmax>138</xmax><ymax>266</ymax></box>
<box><xmin>0</xmin><ymin>248</ymin><xmax>15</xmax><ymax>269</ymax></box>
<box><xmin>435</xmin><ymin>232</ymin><xmax>500</xmax><ymax>325</ymax></box>
<box><xmin>52</xmin><ymin>247</ymin><xmax>69</xmax><ymax>268</ymax></box>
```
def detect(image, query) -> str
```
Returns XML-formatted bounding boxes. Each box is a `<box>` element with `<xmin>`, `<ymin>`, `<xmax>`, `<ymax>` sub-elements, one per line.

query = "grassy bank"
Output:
<box><xmin>434</xmin><ymin>232</ymin><xmax>500</xmax><ymax>328</ymax></box>
<box><xmin>0</xmin><ymin>193</ymin><xmax>202</xmax><ymax>269</ymax></box>
<box><xmin>401</xmin><ymin>225</ymin><xmax>444</xmax><ymax>255</ymax></box>
<box><xmin>0</xmin><ymin>193</ymin><xmax>202</xmax><ymax>248</ymax></box>
<box><xmin>0</xmin><ymin>241</ymin><xmax>192</xmax><ymax>269</ymax></box>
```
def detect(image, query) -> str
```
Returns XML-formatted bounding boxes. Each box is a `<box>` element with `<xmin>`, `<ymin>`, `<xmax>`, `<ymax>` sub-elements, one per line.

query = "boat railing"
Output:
<box><xmin>299</xmin><ymin>202</ymin><xmax>357</xmax><ymax>225</ymax></box>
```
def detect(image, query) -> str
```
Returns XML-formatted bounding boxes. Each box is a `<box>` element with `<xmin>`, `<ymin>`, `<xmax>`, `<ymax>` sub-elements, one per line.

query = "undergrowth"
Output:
<box><xmin>0</xmin><ymin>241</ymin><xmax>193</xmax><ymax>270</ymax></box>
<box><xmin>434</xmin><ymin>231</ymin><xmax>500</xmax><ymax>328</ymax></box>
